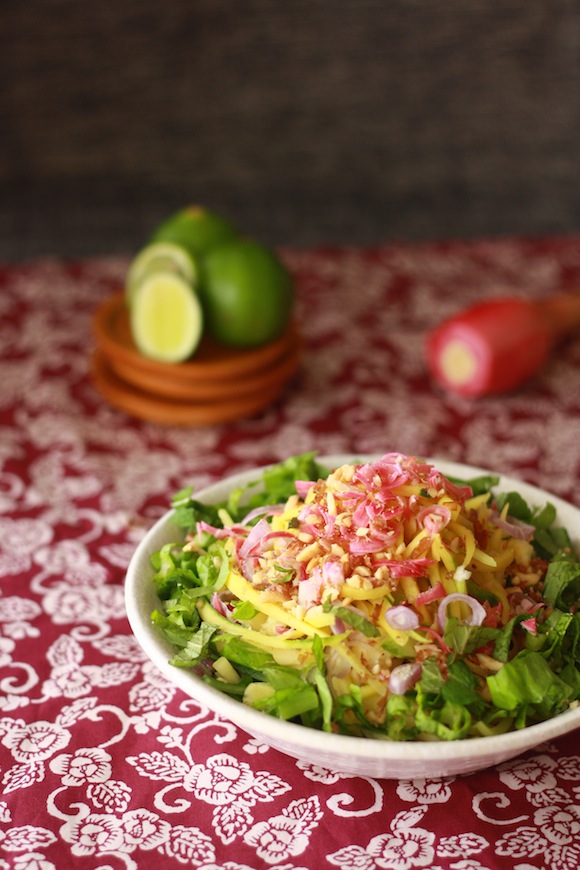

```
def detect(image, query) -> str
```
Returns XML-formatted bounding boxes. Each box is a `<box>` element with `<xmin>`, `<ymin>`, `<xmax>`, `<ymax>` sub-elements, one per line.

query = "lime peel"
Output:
<box><xmin>150</xmin><ymin>206</ymin><xmax>238</xmax><ymax>259</ymax></box>
<box><xmin>200</xmin><ymin>239</ymin><xmax>294</xmax><ymax>348</ymax></box>
<box><xmin>125</xmin><ymin>241</ymin><xmax>197</xmax><ymax>306</ymax></box>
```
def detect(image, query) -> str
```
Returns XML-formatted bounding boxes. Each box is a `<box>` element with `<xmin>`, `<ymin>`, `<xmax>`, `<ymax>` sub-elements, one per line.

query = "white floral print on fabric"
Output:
<box><xmin>2</xmin><ymin>244</ymin><xmax>580</xmax><ymax>867</ymax></box>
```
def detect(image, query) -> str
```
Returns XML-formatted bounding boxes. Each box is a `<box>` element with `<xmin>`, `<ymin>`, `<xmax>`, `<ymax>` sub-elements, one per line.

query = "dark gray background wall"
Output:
<box><xmin>1</xmin><ymin>1</ymin><xmax>579</xmax><ymax>260</ymax></box>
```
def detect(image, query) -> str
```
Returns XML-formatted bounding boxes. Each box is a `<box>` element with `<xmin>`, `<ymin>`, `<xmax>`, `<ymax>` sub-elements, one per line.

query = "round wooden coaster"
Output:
<box><xmin>104</xmin><ymin>337</ymin><xmax>300</xmax><ymax>401</ymax></box>
<box><xmin>90</xmin><ymin>351</ymin><xmax>293</xmax><ymax>426</ymax></box>
<box><xmin>93</xmin><ymin>292</ymin><xmax>299</xmax><ymax>383</ymax></box>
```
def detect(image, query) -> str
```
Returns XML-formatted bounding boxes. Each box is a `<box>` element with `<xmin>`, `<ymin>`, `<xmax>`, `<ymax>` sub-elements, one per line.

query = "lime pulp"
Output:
<box><xmin>130</xmin><ymin>271</ymin><xmax>204</xmax><ymax>363</ymax></box>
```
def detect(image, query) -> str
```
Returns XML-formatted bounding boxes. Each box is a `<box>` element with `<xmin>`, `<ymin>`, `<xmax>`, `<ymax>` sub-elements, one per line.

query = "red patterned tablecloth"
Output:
<box><xmin>2</xmin><ymin>237</ymin><xmax>580</xmax><ymax>870</ymax></box>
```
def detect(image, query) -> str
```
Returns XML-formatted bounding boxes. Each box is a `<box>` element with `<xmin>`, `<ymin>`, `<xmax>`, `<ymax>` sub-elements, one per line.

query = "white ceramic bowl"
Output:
<box><xmin>125</xmin><ymin>455</ymin><xmax>580</xmax><ymax>779</ymax></box>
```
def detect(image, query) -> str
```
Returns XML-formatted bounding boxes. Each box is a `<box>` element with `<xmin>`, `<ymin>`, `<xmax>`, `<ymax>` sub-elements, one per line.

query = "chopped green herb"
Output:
<box><xmin>322</xmin><ymin>601</ymin><xmax>380</xmax><ymax>637</ymax></box>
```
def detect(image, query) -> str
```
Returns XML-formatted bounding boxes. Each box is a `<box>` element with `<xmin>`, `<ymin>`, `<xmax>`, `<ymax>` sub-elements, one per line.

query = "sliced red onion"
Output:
<box><xmin>373</xmin><ymin>557</ymin><xmax>434</xmax><ymax>578</ymax></box>
<box><xmin>298</xmin><ymin>569</ymin><xmax>323</xmax><ymax>608</ymax></box>
<box><xmin>414</xmin><ymin>625</ymin><xmax>451</xmax><ymax>654</ymax></box>
<box><xmin>416</xmin><ymin>504</ymin><xmax>451</xmax><ymax>533</ymax></box>
<box><xmin>521</xmin><ymin>617</ymin><xmax>537</xmax><ymax>635</ymax></box>
<box><xmin>196</xmin><ymin>520</ymin><xmax>233</xmax><ymax>539</ymax></box>
<box><xmin>295</xmin><ymin>480</ymin><xmax>316</xmax><ymax>498</ymax></box>
<box><xmin>238</xmin><ymin>518</ymin><xmax>271</xmax><ymax>559</ymax></box>
<box><xmin>352</xmin><ymin>499</ymin><xmax>373</xmax><ymax>527</ymax></box>
<box><xmin>437</xmin><ymin>593</ymin><xmax>486</xmax><ymax>631</ymax></box>
<box><xmin>326</xmin><ymin>647</ymin><xmax>351</xmax><ymax>678</ymax></box>
<box><xmin>259</xmin><ymin>530</ymin><xmax>296</xmax><ymax>547</ymax></box>
<box><xmin>211</xmin><ymin>592</ymin><xmax>231</xmax><ymax>618</ymax></box>
<box><xmin>349</xmin><ymin>534</ymin><xmax>398</xmax><ymax>555</ymax></box>
<box><xmin>385</xmin><ymin>605</ymin><xmax>420</xmax><ymax>631</ymax></box>
<box><xmin>415</xmin><ymin>581</ymin><xmax>446</xmax><ymax>607</ymax></box>
<box><xmin>298</xmin><ymin>502</ymin><xmax>320</xmax><ymax>521</ymax></box>
<box><xmin>297</xmin><ymin>522</ymin><xmax>319</xmax><ymax>539</ymax></box>
<box><xmin>434</xmin><ymin>472</ymin><xmax>472</xmax><ymax>501</ymax></box>
<box><xmin>388</xmin><ymin>662</ymin><xmax>422</xmax><ymax>695</ymax></box>
<box><xmin>239</xmin><ymin>556</ymin><xmax>258</xmax><ymax>581</ymax></box>
<box><xmin>332</xmin><ymin>617</ymin><xmax>347</xmax><ymax>635</ymax></box>
<box><xmin>513</xmin><ymin>594</ymin><xmax>535</xmax><ymax>614</ymax></box>
<box><xmin>239</xmin><ymin>504</ymin><xmax>284</xmax><ymax>526</ymax></box>
<box><xmin>489</xmin><ymin>511</ymin><xmax>535</xmax><ymax>541</ymax></box>
<box><xmin>322</xmin><ymin>560</ymin><xmax>345</xmax><ymax>587</ymax></box>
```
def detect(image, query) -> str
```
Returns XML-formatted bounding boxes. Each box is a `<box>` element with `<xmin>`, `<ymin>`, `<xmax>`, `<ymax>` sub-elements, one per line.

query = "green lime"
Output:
<box><xmin>125</xmin><ymin>241</ymin><xmax>197</xmax><ymax>306</ymax></box>
<box><xmin>150</xmin><ymin>206</ymin><xmax>238</xmax><ymax>259</ymax></box>
<box><xmin>130</xmin><ymin>271</ymin><xmax>204</xmax><ymax>363</ymax></box>
<box><xmin>200</xmin><ymin>239</ymin><xmax>294</xmax><ymax>347</ymax></box>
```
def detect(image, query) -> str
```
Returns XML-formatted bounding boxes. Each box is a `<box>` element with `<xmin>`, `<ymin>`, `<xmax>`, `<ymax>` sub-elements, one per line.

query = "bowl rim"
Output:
<box><xmin>124</xmin><ymin>454</ymin><xmax>580</xmax><ymax>769</ymax></box>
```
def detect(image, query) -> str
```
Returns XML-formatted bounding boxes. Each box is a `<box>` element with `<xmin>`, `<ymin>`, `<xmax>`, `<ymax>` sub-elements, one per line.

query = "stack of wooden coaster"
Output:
<box><xmin>91</xmin><ymin>293</ymin><xmax>301</xmax><ymax>425</ymax></box>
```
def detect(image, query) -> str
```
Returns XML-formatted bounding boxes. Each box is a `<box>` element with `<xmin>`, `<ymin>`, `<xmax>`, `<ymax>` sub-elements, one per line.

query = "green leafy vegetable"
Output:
<box><xmin>443</xmin><ymin>617</ymin><xmax>500</xmax><ymax>656</ymax></box>
<box><xmin>492</xmin><ymin>488</ymin><xmax>574</xmax><ymax>559</ymax></box>
<box><xmin>466</xmin><ymin>580</ymin><xmax>499</xmax><ymax>606</ymax></box>
<box><xmin>494</xmin><ymin>490</ymin><xmax>555</xmax><ymax>528</ymax></box>
<box><xmin>151</xmin><ymin>608</ymin><xmax>200</xmax><ymax>649</ymax></box>
<box><xmin>487</xmin><ymin>650</ymin><xmax>573</xmax><ymax>723</ymax></box>
<box><xmin>492</xmin><ymin>614</ymin><xmax>530</xmax><ymax>663</ymax></box>
<box><xmin>448</xmin><ymin>473</ymin><xmax>499</xmax><ymax>497</ymax></box>
<box><xmin>228</xmin><ymin>452</ymin><xmax>328</xmax><ymax>519</ymax></box>
<box><xmin>385</xmin><ymin>694</ymin><xmax>420</xmax><ymax>741</ymax></box>
<box><xmin>170</xmin><ymin>488</ymin><xmax>222</xmax><ymax>533</ymax></box>
<box><xmin>168</xmin><ymin>622</ymin><xmax>217</xmax><ymax>668</ymax></box>
<box><xmin>218</xmin><ymin>636</ymin><xmax>277</xmax><ymax>673</ymax></box>
<box><xmin>149</xmin><ymin>452</ymin><xmax>580</xmax><ymax>743</ymax></box>
<box><xmin>232</xmin><ymin>599</ymin><xmax>259</xmax><ymax>620</ymax></box>
<box><xmin>533</xmin><ymin>525</ymin><xmax>573</xmax><ymax>558</ymax></box>
<box><xmin>322</xmin><ymin>601</ymin><xmax>380</xmax><ymax>637</ymax></box>
<box><xmin>256</xmin><ymin>667</ymin><xmax>320</xmax><ymax>720</ymax></box>
<box><xmin>543</xmin><ymin>554</ymin><xmax>580</xmax><ymax>610</ymax></box>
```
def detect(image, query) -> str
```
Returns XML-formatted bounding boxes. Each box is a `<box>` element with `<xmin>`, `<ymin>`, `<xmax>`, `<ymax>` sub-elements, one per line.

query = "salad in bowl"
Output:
<box><xmin>143</xmin><ymin>452</ymin><xmax>580</xmax><ymax>744</ymax></box>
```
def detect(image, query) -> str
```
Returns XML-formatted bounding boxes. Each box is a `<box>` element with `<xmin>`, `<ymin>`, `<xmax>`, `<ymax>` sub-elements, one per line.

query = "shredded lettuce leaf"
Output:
<box><xmin>543</xmin><ymin>554</ymin><xmax>580</xmax><ymax>609</ymax></box>
<box><xmin>487</xmin><ymin>650</ymin><xmax>574</xmax><ymax>724</ymax></box>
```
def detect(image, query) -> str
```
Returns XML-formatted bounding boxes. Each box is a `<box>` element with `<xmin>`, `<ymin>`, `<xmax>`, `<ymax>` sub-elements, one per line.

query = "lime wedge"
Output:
<box><xmin>130</xmin><ymin>272</ymin><xmax>204</xmax><ymax>363</ymax></box>
<box><xmin>150</xmin><ymin>206</ymin><xmax>238</xmax><ymax>259</ymax></box>
<box><xmin>125</xmin><ymin>241</ymin><xmax>197</xmax><ymax>306</ymax></box>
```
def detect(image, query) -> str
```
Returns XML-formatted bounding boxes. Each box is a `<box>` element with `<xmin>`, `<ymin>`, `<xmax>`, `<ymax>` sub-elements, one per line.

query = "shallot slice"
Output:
<box><xmin>415</xmin><ymin>582</ymin><xmax>446</xmax><ymax>606</ymax></box>
<box><xmin>385</xmin><ymin>605</ymin><xmax>420</xmax><ymax>631</ymax></box>
<box><xmin>489</xmin><ymin>511</ymin><xmax>535</xmax><ymax>541</ymax></box>
<box><xmin>388</xmin><ymin>662</ymin><xmax>422</xmax><ymax>695</ymax></box>
<box><xmin>295</xmin><ymin>480</ymin><xmax>316</xmax><ymax>498</ymax></box>
<box><xmin>239</xmin><ymin>504</ymin><xmax>284</xmax><ymax>526</ymax></box>
<box><xmin>437</xmin><ymin>593</ymin><xmax>486</xmax><ymax>631</ymax></box>
<box><xmin>521</xmin><ymin>617</ymin><xmax>538</xmax><ymax>635</ymax></box>
<box><xmin>238</xmin><ymin>518</ymin><xmax>271</xmax><ymax>559</ymax></box>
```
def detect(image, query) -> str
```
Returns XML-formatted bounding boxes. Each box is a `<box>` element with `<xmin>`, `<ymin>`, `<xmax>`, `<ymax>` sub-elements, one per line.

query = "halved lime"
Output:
<box><xmin>150</xmin><ymin>206</ymin><xmax>238</xmax><ymax>259</ymax></box>
<box><xmin>130</xmin><ymin>271</ymin><xmax>204</xmax><ymax>363</ymax></box>
<box><xmin>125</xmin><ymin>241</ymin><xmax>197</xmax><ymax>306</ymax></box>
<box><xmin>200</xmin><ymin>239</ymin><xmax>294</xmax><ymax>347</ymax></box>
